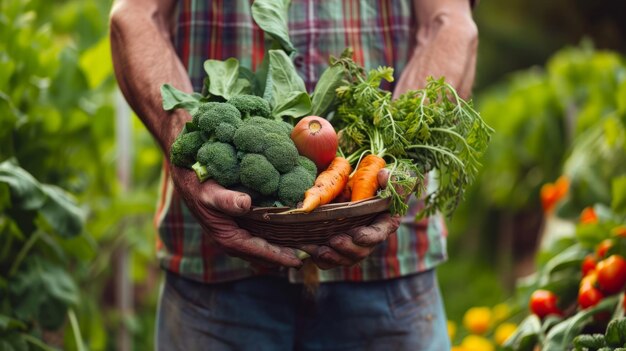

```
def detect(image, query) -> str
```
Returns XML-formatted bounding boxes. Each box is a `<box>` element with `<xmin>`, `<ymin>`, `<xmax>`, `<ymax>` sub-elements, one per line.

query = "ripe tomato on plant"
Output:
<box><xmin>529</xmin><ymin>290</ymin><xmax>562</xmax><ymax>318</ymax></box>
<box><xmin>596</xmin><ymin>255</ymin><xmax>626</xmax><ymax>294</ymax></box>
<box><xmin>596</xmin><ymin>239</ymin><xmax>614</xmax><ymax>259</ymax></box>
<box><xmin>578</xmin><ymin>285</ymin><xmax>604</xmax><ymax>309</ymax></box>
<box><xmin>582</xmin><ymin>255</ymin><xmax>597</xmax><ymax>277</ymax></box>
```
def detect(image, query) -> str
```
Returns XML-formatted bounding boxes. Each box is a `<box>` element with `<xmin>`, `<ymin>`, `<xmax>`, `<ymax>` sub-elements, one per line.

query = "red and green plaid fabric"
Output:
<box><xmin>155</xmin><ymin>0</ymin><xmax>448</xmax><ymax>283</ymax></box>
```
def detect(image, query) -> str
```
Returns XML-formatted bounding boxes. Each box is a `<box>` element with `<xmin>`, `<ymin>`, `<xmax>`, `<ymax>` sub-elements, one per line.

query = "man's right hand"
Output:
<box><xmin>170</xmin><ymin>166</ymin><xmax>303</xmax><ymax>269</ymax></box>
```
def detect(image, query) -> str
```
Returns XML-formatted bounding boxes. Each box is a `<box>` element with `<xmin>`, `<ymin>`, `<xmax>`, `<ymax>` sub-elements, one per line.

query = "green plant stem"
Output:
<box><xmin>8</xmin><ymin>230</ymin><xmax>41</xmax><ymax>277</ymax></box>
<box><xmin>23</xmin><ymin>334</ymin><xmax>59</xmax><ymax>351</ymax></box>
<box><xmin>68</xmin><ymin>308</ymin><xmax>87</xmax><ymax>351</ymax></box>
<box><xmin>406</xmin><ymin>145</ymin><xmax>464</xmax><ymax>167</ymax></box>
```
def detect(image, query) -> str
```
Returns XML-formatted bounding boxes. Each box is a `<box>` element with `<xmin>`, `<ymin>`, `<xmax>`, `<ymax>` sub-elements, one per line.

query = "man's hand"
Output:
<box><xmin>171</xmin><ymin>166</ymin><xmax>303</xmax><ymax>268</ymax></box>
<box><xmin>299</xmin><ymin>169</ymin><xmax>400</xmax><ymax>269</ymax></box>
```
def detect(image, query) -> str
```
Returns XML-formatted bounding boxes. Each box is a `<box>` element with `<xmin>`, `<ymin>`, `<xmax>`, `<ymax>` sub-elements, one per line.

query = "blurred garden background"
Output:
<box><xmin>1</xmin><ymin>0</ymin><xmax>625</xmax><ymax>350</ymax></box>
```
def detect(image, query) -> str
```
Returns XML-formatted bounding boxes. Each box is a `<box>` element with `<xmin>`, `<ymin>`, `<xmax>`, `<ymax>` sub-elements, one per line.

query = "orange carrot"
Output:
<box><xmin>297</xmin><ymin>157</ymin><xmax>351</xmax><ymax>213</ymax></box>
<box><xmin>350</xmin><ymin>154</ymin><xmax>386</xmax><ymax>201</ymax></box>
<box><xmin>333</xmin><ymin>174</ymin><xmax>353</xmax><ymax>203</ymax></box>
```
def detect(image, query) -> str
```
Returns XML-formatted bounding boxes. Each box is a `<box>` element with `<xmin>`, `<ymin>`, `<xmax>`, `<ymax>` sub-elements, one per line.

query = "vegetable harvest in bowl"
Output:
<box><xmin>160</xmin><ymin>0</ymin><xmax>493</xmax><ymax>227</ymax></box>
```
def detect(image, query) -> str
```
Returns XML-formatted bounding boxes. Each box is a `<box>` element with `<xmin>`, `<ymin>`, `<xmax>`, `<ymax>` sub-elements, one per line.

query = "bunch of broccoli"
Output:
<box><xmin>170</xmin><ymin>94</ymin><xmax>317</xmax><ymax>207</ymax></box>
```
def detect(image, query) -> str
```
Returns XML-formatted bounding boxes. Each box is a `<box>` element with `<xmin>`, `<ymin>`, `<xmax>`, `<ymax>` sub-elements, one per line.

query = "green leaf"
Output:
<box><xmin>0</xmin><ymin>315</ymin><xmax>27</xmax><ymax>332</ymax></box>
<box><xmin>251</xmin><ymin>0</ymin><xmax>295</xmax><ymax>55</ymax></box>
<box><xmin>78</xmin><ymin>35</ymin><xmax>112</xmax><ymax>88</ymax></box>
<box><xmin>238</xmin><ymin>66</ymin><xmax>260</xmax><ymax>96</ymax></box>
<box><xmin>39</xmin><ymin>185</ymin><xmax>85</xmax><ymax>238</ymax></box>
<box><xmin>267</xmin><ymin>50</ymin><xmax>311</xmax><ymax>119</ymax></box>
<box><xmin>0</xmin><ymin>159</ymin><xmax>46</xmax><ymax>210</ymax></box>
<box><xmin>203</xmin><ymin>58</ymin><xmax>251</xmax><ymax>100</ymax></box>
<box><xmin>272</xmin><ymin>91</ymin><xmax>311</xmax><ymax>120</ymax></box>
<box><xmin>502</xmin><ymin>314</ymin><xmax>541</xmax><ymax>351</ymax></box>
<box><xmin>611</xmin><ymin>176</ymin><xmax>626</xmax><ymax>215</ymax></box>
<box><xmin>160</xmin><ymin>84</ymin><xmax>201</xmax><ymax>112</ymax></box>
<box><xmin>543</xmin><ymin>295</ymin><xmax>619</xmax><ymax>351</ymax></box>
<box><xmin>311</xmin><ymin>64</ymin><xmax>345</xmax><ymax>117</ymax></box>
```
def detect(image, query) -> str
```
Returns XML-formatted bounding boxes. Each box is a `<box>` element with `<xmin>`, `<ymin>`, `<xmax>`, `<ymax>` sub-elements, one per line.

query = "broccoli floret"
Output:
<box><xmin>191</xmin><ymin>102</ymin><xmax>220</xmax><ymax>127</ymax></box>
<box><xmin>264</xmin><ymin>140</ymin><xmax>299</xmax><ymax>174</ymax></box>
<box><xmin>195</xmin><ymin>102</ymin><xmax>242</xmax><ymax>137</ymax></box>
<box><xmin>196</xmin><ymin>142</ymin><xmax>239</xmax><ymax>187</ymax></box>
<box><xmin>170</xmin><ymin>131</ymin><xmax>205</xmax><ymax>167</ymax></box>
<box><xmin>214</xmin><ymin>123</ymin><xmax>237</xmax><ymax>143</ymax></box>
<box><xmin>233</xmin><ymin>124</ymin><xmax>266</xmax><ymax>153</ymax></box>
<box><xmin>297</xmin><ymin>156</ymin><xmax>317</xmax><ymax>178</ymax></box>
<box><xmin>227</xmin><ymin>95</ymin><xmax>271</xmax><ymax>119</ymax></box>
<box><xmin>239</xmin><ymin>154</ymin><xmax>279</xmax><ymax>196</ymax></box>
<box><xmin>248</xmin><ymin>117</ymin><xmax>292</xmax><ymax>137</ymax></box>
<box><xmin>277</xmin><ymin>166</ymin><xmax>315</xmax><ymax>207</ymax></box>
<box><xmin>263</xmin><ymin>132</ymin><xmax>292</xmax><ymax>149</ymax></box>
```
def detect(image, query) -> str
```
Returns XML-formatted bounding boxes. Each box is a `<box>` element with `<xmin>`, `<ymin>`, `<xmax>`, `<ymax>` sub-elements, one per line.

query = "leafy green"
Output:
<box><xmin>203</xmin><ymin>58</ymin><xmax>252</xmax><ymax>100</ymax></box>
<box><xmin>267</xmin><ymin>50</ymin><xmax>311</xmax><ymax>119</ymax></box>
<box><xmin>311</xmin><ymin>63</ymin><xmax>345</xmax><ymax>117</ymax></box>
<box><xmin>334</xmin><ymin>56</ymin><xmax>493</xmax><ymax>217</ymax></box>
<box><xmin>160</xmin><ymin>84</ymin><xmax>203</xmax><ymax>113</ymax></box>
<box><xmin>251</xmin><ymin>0</ymin><xmax>296</xmax><ymax>55</ymax></box>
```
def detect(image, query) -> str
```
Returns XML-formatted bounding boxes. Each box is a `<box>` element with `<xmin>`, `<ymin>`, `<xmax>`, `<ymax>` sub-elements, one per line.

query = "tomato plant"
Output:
<box><xmin>529</xmin><ymin>290</ymin><xmax>562</xmax><ymax>318</ymax></box>
<box><xmin>596</xmin><ymin>255</ymin><xmax>626</xmax><ymax>294</ymax></box>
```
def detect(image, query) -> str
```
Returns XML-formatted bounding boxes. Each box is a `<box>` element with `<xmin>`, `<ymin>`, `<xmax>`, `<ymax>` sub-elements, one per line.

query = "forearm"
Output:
<box><xmin>110</xmin><ymin>0</ymin><xmax>191</xmax><ymax>155</ymax></box>
<box><xmin>394</xmin><ymin>0</ymin><xmax>477</xmax><ymax>99</ymax></box>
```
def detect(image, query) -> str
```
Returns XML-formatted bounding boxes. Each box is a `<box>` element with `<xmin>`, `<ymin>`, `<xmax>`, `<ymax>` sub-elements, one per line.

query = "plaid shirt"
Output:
<box><xmin>156</xmin><ymin>0</ymin><xmax>449</xmax><ymax>283</ymax></box>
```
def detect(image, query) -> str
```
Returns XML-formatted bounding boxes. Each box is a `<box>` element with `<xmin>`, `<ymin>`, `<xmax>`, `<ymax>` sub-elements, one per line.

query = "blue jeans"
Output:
<box><xmin>156</xmin><ymin>269</ymin><xmax>450</xmax><ymax>351</ymax></box>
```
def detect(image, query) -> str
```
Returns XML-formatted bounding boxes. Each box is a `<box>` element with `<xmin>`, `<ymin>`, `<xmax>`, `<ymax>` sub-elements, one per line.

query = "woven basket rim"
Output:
<box><xmin>240</xmin><ymin>196</ymin><xmax>391</xmax><ymax>224</ymax></box>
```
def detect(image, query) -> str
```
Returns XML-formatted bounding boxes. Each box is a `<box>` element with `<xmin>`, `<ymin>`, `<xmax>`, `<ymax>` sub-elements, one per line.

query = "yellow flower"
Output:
<box><xmin>461</xmin><ymin>335</ymin><xmax>494</xmax><ymax>351</ymax></box>
<box><xmin>463</xmin><ymin>307</ymin><xmax>492</xmax><ymax>335</ymax></box>
<box><xmin>494</xmin><ymin>322</ymin><xmax>517</xmax><ymax>346</ymax></box>
<box><xmin>447</xmin><ymin>320</ymin><xmax>457</xmax><ymax>341</ymax></box>
<box><xmin>451</xmin><ymin>347</ymin><xmax>468</xmax><ymax>351</ymax></box>
<box><xmin>492</xmin><ymin>303</ymin><xmax>510</xmax><ymax>322</ymax></box>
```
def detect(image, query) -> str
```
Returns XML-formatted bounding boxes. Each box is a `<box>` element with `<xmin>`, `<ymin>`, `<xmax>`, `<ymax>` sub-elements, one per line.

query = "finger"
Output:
<box><xmin>215</xmin><ymin>227</ymin><xmax>303</xmax><ymax>268</ymax></box>
<box><xmin>199</xmin><ymin>181</ymin><xmax>251</xmax><ymax>216</ymax></box>
<box><xmin>378</xmin><ymin>168</ymin><xmax>390</xmax><ymax>189</ymax></box>
<box><xmin>328</xmin><ymin>234</ymin><xmax>374</xmax><ymax>261</ymax></box>
<box><xmin>350</xmin><ymin>213</ymin><xmax>400</xmax><ymax>247</ymax></box>
<box><xmin>309</xmin><ymin>246</ymin><xmax>355</xmax><ymax>270</ymax></box>
<box><xmin>298</xmin><ymin>244</ymin><xmax>320</xmax><ymax>257</ymax></box>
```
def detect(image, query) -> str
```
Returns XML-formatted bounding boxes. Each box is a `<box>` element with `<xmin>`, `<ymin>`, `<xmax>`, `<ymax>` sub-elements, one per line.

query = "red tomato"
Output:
<box><xmin>581</xmin><ymin>255</ymin><xmax>597</xmax><ymax>277</ymax></box>
<box><xmin>596</xmin><ymin>255</ymin><xmax>626</xmax><ymax>294</ymax></box>
<box><xmin>529</xmin><ymin>290</ymin><xmax>562</xmax><ymax>318</ymax></box>
<box><xmin>596</xmin><ymin>239</ymin><xmax>614</xmax><ymax>258</ymax></box>
<box><xmin>578</xmin><ymin>285</ymin><xmax>604</xmax><ymax>308</ymax></box>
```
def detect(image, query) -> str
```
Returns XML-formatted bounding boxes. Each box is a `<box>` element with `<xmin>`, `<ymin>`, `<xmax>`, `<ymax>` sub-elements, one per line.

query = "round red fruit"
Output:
<box><xmin>596</xmin><ymin>255</ymin><xmax>626</xmax><ymax>294</ymax></box>
<box><xmin>581</xmin><ymin>255</ymin><xmax>597</xmax><ymax>277</ymax></box>
<box><xmin>291</xmin><ymin>116</ymin><xmax>338</xmax><ymax>172</ymax></box>
<box><xmin>578</xmin><ymin>286</ymin><xmax>604</xmax><ymax>309</ymax></box>
<box><xmin>529</xmin><ymin>290</ymin><xmax>562</xmax><ymax>318</ymax></box>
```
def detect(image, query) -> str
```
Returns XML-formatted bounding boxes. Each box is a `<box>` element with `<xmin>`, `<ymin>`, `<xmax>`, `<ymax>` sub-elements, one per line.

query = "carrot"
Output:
<box><xmin>333</xmin><ymin>175</ymin><xmax>353</xmax><ymax>203</ymax></box>
<box><xmin>350</xmin><ymin>154</ymin><xmax>386</xmax><ymax>201</ymax></box>
<box><xmin>291</xmin><ymin>157</ymin><xmax>351</xmax><ymax>213</ymax></box>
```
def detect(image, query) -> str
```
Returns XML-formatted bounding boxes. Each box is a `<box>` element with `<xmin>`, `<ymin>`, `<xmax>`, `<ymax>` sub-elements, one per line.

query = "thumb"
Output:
<box><xmin>201</xmin><ymin>181</ymin><xmax>251</xmax><ymax>216</ymax></box>
<box><xmin>377</xmin><ymin>168</ymin><xmax>390</xmax><ymax>189</ymax></box>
